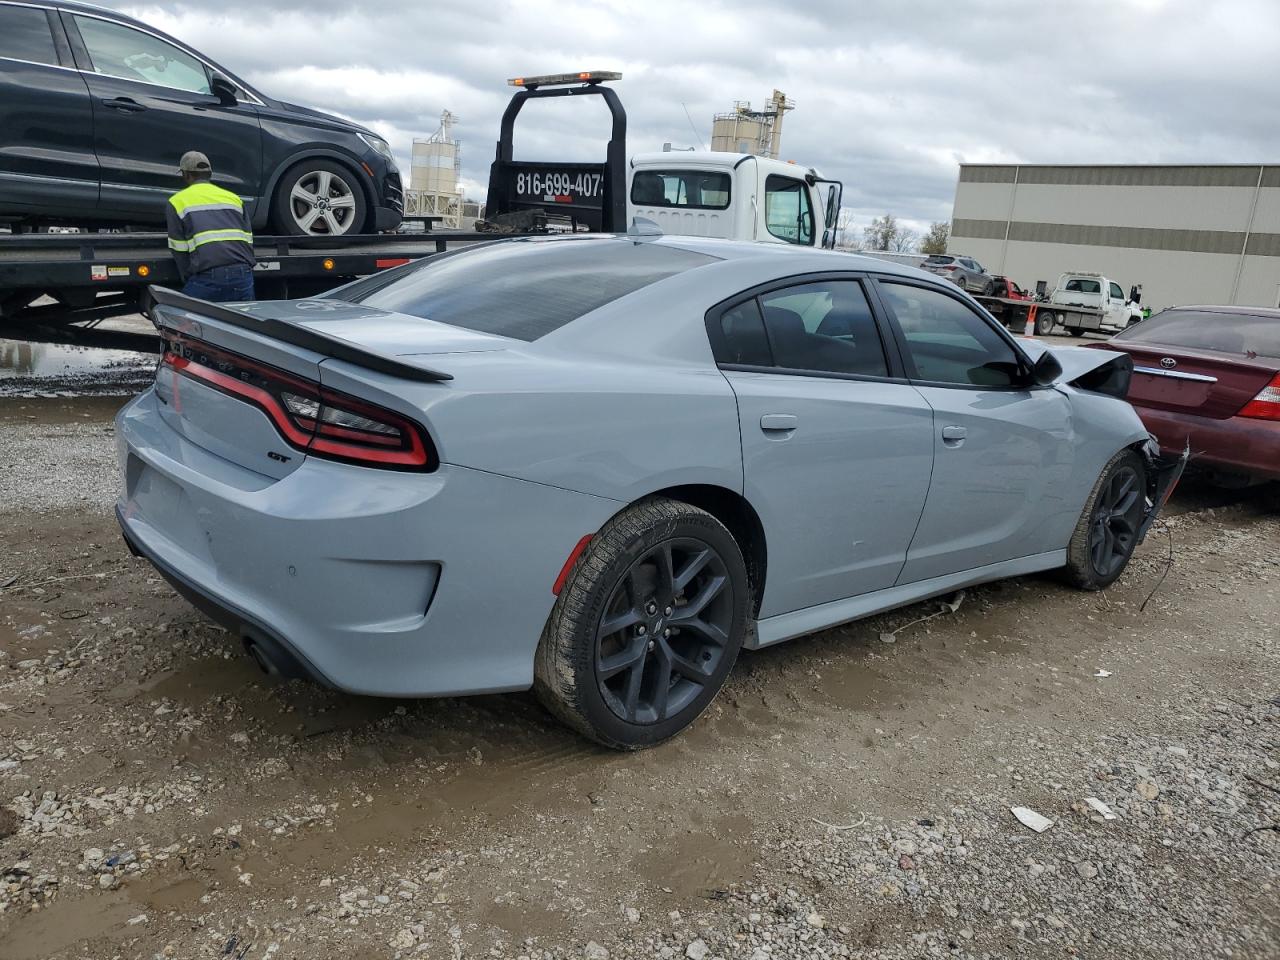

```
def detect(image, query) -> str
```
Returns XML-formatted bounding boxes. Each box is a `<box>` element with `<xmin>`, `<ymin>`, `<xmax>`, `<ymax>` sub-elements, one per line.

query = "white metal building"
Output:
<box><xmin>949</xmin><ymin>164</ymin><xmax>1280</xmax><ymax>311</ymax></box>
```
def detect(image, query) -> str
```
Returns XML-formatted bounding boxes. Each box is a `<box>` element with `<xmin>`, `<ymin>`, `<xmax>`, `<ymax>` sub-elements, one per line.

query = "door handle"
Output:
<box><xmin>941</xmin><ymin>425</ymin><xmax>967</xmax><ymax>446</ymax></box>
<box><xmin>760</xmin><ymin>414</ymin><xmax>798</xmax><ymax>433</ymax></box>
<box><xmin>101</xmin><ymin>97</ymin><xmax>146</xmax><ymax>113</ymax></box>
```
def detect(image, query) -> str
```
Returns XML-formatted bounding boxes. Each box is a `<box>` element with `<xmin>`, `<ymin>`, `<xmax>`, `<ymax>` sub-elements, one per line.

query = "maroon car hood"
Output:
<box><xmin>1098</xmin><ymin>341</ymin><xmax>1278</xmax><ymax>420</ymax></box>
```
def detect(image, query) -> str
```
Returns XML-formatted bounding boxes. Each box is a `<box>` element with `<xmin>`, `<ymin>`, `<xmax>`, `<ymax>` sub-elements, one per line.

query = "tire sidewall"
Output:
<box><xmin>1067</xmin><ymin>449</ymin><xmax>1147</xmax><ymax>590</ymax></box>
<box><xmin>271</xmin><ymin>159</ymin><xmax>369</xmax><ymax>236</ymax></box>
<box><xmin>554</xmin><ymin>505</ymin><xmax>749</xmax><ymax>748</ymax></box>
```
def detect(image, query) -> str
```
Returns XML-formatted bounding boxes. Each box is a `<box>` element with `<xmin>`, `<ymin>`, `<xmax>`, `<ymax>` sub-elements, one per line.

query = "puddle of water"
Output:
<box><xmin>0</xmin><ymin>339</ymin><xmax>152</xmax><ymax>380</ymax></box>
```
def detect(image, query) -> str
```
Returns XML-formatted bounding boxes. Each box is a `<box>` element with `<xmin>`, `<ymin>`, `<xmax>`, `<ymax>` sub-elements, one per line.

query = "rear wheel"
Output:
<box><xmin>534</xmin><ymin>499</ymin><xmax>749</xmax><ymax>750</ymax></box>
<box><xmin>1068</xmin><ymin>327</ymin><xmax>1085</xmax><ymax>337</ymax></box>
<box><xmin>1034</xmin><ymin>310</ymin><xmax>1055</xmax><ymax>336</ymax></box>
<box><xmin>270</xmin><ymin>160</ymin><xmax>367</xmax><ymax>236</ymax></box>
<box><xmin>1063</xmin><ymin>449</ymin><xmax>1147</xmax><ymax>590</ymax></box>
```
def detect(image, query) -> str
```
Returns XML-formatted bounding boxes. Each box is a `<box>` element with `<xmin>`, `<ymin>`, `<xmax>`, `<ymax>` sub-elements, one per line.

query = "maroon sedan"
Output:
<box><xmin>1091</xmin><ymin>306</ymin><xmax>1280</xmax><ymax>488</ymax></box>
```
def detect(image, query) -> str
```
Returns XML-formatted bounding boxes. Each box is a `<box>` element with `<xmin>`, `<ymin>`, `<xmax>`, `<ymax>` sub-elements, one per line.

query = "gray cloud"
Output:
<box><xmin>105</xmin><ymin>0</ymin><xmax>1280</xmax><ymax>234</ymax></box>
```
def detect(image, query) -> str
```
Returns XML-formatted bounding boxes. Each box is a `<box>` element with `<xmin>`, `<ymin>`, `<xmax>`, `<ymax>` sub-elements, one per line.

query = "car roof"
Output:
<box><xmin>44</xmin><ymin>0</ymin><xmax>145</xmax><ymax>24</ymax></box>
<box><xmin>592</xmin><ymin>234</ymin><xmax>935</xmax><ymax>280</ymax></box>
<box><xmin>1163</xmin><ymin>304</ymin><xmax>1280</xmax><ymax>319</ymax></box>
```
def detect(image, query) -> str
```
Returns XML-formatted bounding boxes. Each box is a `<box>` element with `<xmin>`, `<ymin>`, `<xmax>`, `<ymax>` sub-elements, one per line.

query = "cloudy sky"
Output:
<box><xmin>105</xmin><ymin>0</ymin><xmax>1280</xmax><ymax>236</ymax></box>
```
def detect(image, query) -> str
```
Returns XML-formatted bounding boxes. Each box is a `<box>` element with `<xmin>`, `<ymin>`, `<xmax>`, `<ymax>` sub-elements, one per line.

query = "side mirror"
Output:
<box><xmin>1032</xmin><ymin>350</ymin><xmax>1063</xmax><ymax>386</ymax></box>
<box><xmin>211</xmin><ymin>74</ymin><xmax>238</xmax><ymax>106</ymax></box>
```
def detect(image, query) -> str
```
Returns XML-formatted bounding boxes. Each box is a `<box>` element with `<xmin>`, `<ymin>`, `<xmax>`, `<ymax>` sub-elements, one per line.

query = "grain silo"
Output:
<box><xmin>404</xmin><ymin>111</ymin><xmax>463</xmax><ymax>228</ymax></box>
<box><xmin>709</xmin><ymin>90</ymin><xmax>793</xmax><ymax>159</ymax></box>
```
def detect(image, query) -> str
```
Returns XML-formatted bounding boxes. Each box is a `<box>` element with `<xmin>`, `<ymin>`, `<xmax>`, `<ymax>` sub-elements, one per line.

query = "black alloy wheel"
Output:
<box><xmin>594</xmin><ymin>538</ymin><xmax>733</xmax><ymax>724</ymax></box>
<box><xmin>1088</xmin><ymin>465</ymin><xmax>1144</xmax><ymax>578</ymax></box>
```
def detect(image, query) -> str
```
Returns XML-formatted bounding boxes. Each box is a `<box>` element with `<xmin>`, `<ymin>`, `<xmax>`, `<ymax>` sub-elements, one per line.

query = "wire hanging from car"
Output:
<box><xmin>1139</xmin><ymin>521</ymin><xmax>1175</xmax><ymax>613</ymax></box>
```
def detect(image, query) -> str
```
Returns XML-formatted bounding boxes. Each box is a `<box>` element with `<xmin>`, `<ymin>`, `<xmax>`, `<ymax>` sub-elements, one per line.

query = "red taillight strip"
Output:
<box><xmin>160</xmin><ymin>340</ymin><xmax>436</xmax><ymax>471</ymax></box>
<box><xmin>164</xmin><ymin>352</ymin><xmax>314</xmax><ymax>447</ymax></box>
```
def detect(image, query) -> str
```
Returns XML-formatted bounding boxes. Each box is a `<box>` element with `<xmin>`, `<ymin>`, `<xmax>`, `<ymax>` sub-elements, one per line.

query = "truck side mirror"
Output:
<box><xmin>211</xmin><ymin>74</ymin><xmax>238</xmax><ymax>106</ymax></box>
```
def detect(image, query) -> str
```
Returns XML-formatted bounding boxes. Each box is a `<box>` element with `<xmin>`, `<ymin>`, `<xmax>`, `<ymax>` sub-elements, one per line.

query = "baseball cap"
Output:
<box><xmin>179</xmin><ymin>151</ymin><xmax>212</xmax><ymax>174</ymax></box>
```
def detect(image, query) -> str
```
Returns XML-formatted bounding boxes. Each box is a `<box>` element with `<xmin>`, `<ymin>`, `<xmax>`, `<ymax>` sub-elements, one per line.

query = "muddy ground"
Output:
<box><xmin>1</xmin><ymin>387</ymin><xmax>1278</xmax><ymax>960</ymax></box>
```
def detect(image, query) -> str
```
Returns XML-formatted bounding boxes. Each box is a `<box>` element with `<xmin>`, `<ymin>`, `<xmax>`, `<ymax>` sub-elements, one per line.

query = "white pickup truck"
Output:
<box><xmin>1040</xmin><ymin>272</ymin><xmax>1143</xmax><ymax>336</ymax></box>
<box><xmin>628</xmin><ymin>152</ymin><xmax>842</xmax><ymax>249</ymax></box>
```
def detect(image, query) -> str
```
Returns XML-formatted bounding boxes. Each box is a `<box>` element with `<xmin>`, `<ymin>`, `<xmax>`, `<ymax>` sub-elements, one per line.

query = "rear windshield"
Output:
<box><xmin>1115</xmin><ymin>310</ymin><xmax>1280</xmax><ymax>360</ymax></box>
<box><xmin>1064</xmin><ymin>278</ymin><xmax>1101</xmax><ymax>293</ymax></box>
<box><xmin>631</xmin><ymin>170</ymin><xmax>731</xmax><ymax>210</ymax></box>
<box><xmin>924</xmin><ymin>255</ymin><xmax>954</xmax><ymax>264</ymax></box>
<box><xmin>335</xmin><ymin>238</ymin><xmax>717</xmax><ymax>341</ymax></box>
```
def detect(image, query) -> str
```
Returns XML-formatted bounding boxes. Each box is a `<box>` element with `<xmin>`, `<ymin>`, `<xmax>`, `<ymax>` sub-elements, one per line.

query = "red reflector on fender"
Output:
<box><xmin>376</xmin><ymin>258</ymin><xmax>411</xmax><ymax>269</ymax></box>
<box><xmin>552</xmin><ymin>535</ymin><xmax>593</xmax><ymax>595</ymax></box>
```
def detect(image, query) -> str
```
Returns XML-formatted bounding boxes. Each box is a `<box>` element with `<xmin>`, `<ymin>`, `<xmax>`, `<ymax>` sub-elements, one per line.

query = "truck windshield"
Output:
<box><xmin>631</xmin><ymin>171</ymin><xmax>731</xmax><ymax>210</ymax></box>
<box><xmin>1114</xmin><ymin>309</ymin><xmax>1280</xmax><ymax>360</ymax></box>
<box><xmin>333</xmin><ymin>237</ymin><xmax>718</xmax><ymax>342</ymax></box>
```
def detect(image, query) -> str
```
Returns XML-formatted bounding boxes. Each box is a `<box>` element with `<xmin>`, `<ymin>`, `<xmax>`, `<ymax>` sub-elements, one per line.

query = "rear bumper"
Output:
<box><xmin>1135</xmin><ymin>405</ymin><xmax>1280</xmax><ymax>483</ymax></box>
<box><xmin>115</xmin><ymin>389</ymin><xmax>619</xmax><ymax>697</ymax></box>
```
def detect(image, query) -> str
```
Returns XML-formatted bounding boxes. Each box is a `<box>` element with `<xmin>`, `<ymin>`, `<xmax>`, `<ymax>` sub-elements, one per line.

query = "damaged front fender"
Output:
<box><xmin>1137</xmin><ymin>435</ymin><xmax>1190</xmax><ymax>543</ymax></box>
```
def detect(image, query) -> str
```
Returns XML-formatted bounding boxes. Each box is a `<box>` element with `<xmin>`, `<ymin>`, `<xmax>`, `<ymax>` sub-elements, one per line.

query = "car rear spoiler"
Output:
<box><xmin>147</xmin><ymin>286</ymin><xmax>453</xmax><ymax>383</ymax></box>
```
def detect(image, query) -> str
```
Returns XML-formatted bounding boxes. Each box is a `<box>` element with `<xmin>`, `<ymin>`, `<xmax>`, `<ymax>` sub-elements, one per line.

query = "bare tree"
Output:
<box><xmin>891</xmin><ymin>228</ymin><xmax>919</xmax><ymax>253</ymax></box>
<box><xmin>919</xmin><ymin>221</ymin><xmax>950</xmax><ymax>255</ymax></box>
<box><xmin>834</xmin><ymin>207</ymin><xmax>858</xmax><ymax>249</ymax></box>
<box><xmin>862</xmin><ymin>213</ymin><xmax>899</xmax><ymax>251</ymax></box>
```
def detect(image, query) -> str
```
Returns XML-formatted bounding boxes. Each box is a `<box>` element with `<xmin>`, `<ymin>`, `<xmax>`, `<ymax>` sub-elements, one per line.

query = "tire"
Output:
<box><xmin>270</xmin><ymin>159</ymin><xmax>368</xmax><ymax>236</ymax></box>
<box><xmin>1068</xmin><ymin>327</ymin><xmax>1085</xmax><ymax>337</ymax></box>
<box><xmin>981</xmin><ymin>279</ymin><xmax>995</xmax><ymax>297</ymax></box>
<box><xmin>1062</xmin><ymin>449</ymin><xmax>1147</xmax><ymax>591</ymax></box>
<box><xmin>534</xmin><ymin>498</ymin><xmax>750</xmax><ymax>750</ymax></box>
<box><xmin>1034</xmin><ymin>310</ymin><xmax>1055</xmax><ymax>336</ymax></box>
<box><xmin>954</xmin><ymin>276</ymin><xmax>967</xmax><ymax>291</ymax></box>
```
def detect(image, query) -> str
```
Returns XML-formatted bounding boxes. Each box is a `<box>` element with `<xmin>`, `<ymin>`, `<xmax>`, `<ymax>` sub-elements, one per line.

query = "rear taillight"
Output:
<box><xmin>1239</xmin><ymin>372</ymin><xmax>1280</xmax><ymax>420</ymax></box>
<box><xmin>160</xmin><ymin>334</ymin><xmax>437</xmax><ymax>471</ymax></box>
<box><xmin>944</xmin><ymin>264</ymin><xmax>958</xmax><ymax>270</ymax></box>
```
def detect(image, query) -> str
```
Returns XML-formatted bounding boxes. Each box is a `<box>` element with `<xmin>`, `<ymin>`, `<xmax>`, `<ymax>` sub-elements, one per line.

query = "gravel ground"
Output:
<box><xmin>1</xmin><ymin>397</ymin><xmax>1277</xmax><ymax>960</ymax></box>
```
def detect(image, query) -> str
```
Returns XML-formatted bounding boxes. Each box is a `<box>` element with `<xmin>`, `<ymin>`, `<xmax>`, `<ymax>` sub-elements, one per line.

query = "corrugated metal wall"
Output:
<box><xmin>950</xmin><ymin>165</ymin><xmax>1280</xmax><ymax>310</ymax></box>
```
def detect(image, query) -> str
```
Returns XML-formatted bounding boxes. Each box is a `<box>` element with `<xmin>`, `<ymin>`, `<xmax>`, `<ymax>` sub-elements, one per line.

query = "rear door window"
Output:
<box><xmin>336</xmin><ymin>238</ymin><xmax>718</xmax><ymax>342</ymax></box>
<box><xmin>759</xmin><ymin>281</ymin><xmax>888</xmax><ymax>376</ymax></box>
<box><xmin>0</xmin><ymin>4</ymin><xmax>58</xmax><ymax>65</ymax></box>
<box><xmin>631</xmin><ymin>170</ymin><xmax>731</xmax><ymax>210</ymax></box>
<box><xmin>764</xmin><ymin>175</ymin><xmax>814</xmax><ymax>245</ymax></box>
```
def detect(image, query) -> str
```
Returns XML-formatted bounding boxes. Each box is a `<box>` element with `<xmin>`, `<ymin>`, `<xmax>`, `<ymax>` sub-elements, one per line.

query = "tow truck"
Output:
<box><xmin>1</xmin><ymin>71</ymin><xmax>841</xmax><ymax>329</ymax></box>
<box><xmin>975</xmin><ymin>272</ymin><xmax>1145</xmax><ymax>338</ymax></box>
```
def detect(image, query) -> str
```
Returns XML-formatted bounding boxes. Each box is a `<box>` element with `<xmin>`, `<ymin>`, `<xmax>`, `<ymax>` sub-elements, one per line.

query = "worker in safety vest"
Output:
<box><xmin>166</xmin><ymin>151</ymin><xmax>256</xmax><ymax>302</ymax></box>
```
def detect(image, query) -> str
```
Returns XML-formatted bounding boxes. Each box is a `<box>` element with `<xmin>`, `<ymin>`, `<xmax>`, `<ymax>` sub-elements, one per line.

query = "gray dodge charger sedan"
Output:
<box><xmin>116</xmin><ymin>235</ymin><xmax>1175</xmax><ymax>749</ymax></box>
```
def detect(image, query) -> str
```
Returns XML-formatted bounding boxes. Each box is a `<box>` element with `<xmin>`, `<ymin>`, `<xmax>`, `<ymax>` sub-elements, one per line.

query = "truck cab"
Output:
<box><xmin>628</xmin><ymin>152</ymin><xmax>841</xmax><ymax>248</ymax></box>
<box><xmin>1050</xmin><ymin>272</ymin><xmax>1143</xmax><ymax>333</ymax></box>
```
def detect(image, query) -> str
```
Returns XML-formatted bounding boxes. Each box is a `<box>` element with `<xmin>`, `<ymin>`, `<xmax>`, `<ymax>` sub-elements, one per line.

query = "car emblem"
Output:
<box><xmin>1160</xmin><ymin>357</ymin><xmax>1177</xmax><ymax>368</ymax></box>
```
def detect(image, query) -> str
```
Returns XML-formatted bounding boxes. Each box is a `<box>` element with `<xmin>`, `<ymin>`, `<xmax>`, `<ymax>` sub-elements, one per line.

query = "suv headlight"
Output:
<box><xmin>359</xmin><ymin>133</ymin><xmax>396</xmax><ymax>166</ymax></box>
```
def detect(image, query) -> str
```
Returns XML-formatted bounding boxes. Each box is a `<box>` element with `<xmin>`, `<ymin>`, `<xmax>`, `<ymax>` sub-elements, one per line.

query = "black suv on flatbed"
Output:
<box><xmin>0</xmin><ymin>0</ymin><xmax>402</xmax><ymax>235</ymax></box>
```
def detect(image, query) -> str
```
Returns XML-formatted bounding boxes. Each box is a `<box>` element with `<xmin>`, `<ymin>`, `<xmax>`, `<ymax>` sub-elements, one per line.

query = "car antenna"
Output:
<box><xmin>627</xmin><ymin>217</ymin><xmax>663</xmax><ymax>243</ymax></box>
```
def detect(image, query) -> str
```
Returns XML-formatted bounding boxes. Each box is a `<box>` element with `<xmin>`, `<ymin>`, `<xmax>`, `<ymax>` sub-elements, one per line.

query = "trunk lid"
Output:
<box><xmin>1104</xmin><ymin>341</ymin><xmax>1278</xmax><ymax>419</ymax></box>
<box><xmin>148</xmin><ymin>294</ymin><xmax>482</xmax><ymax>479</ymax></box>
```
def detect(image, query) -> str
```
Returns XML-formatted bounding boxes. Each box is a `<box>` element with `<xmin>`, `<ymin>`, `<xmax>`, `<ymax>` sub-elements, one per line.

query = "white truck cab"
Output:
<box><xmin>1050</xmin><ymin>272</ymin><xmax>1143</xmax><ymax>334</ymax></box>
<box><xmin>628</xmin><ymin>152</ymin><xmax>842</xmax><ymax>248</ymax></box>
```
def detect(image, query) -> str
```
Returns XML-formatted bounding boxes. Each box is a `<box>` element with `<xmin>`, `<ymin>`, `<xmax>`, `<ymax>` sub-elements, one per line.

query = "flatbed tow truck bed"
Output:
<box><xmin>972</xmin><ymin>293</ymin><xmax>1113</xmax><ymax>338</ymax></box>
<box><xmin>0</xmin><ymin>229</ymin><xmax>502</xmax><ymax>325</ymax></box>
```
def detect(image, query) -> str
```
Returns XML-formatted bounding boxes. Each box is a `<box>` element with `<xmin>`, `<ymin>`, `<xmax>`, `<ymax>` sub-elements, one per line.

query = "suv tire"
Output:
<box><xmin>271</xmin><ymin>160</ymin><xmax>368</xmax><ymax>236</ymax></box>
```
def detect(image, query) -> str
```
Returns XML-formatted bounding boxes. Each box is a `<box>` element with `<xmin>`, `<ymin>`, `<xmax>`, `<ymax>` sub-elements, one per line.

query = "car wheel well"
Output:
<box><xmin>646</xmin><ymin>484</ymin><xmax>767</xmax><ymax>616</ymax></box>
